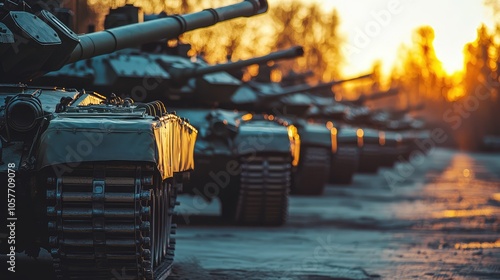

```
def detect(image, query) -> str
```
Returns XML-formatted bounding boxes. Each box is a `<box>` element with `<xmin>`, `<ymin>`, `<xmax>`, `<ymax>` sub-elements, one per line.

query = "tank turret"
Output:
<box><xmin>353</xmin><ymin>101</ymin><xmax>425</xmax><ymax>130</ymax></box>
<box><xmin>276</xmin><ymin>73</ymin><xmax>373</xmax><ymax>99</ymax></box>
<box><xmin>36</xmin><ymin>45</ymin><xmax>304</xmax><ymax>105</ymax></box>
<box><xmin>280</xmin><ymin>70</ymin><xmax>314</xmax><ymax>86</ymax></box>
<box><xmin>231</xmin><ymin>73</ymin><xmax>373</xmax><ymax>115</ymax></box>
<box><xmin>0</xmin><ymin>0</ymin><xmax>268</xmax><ymax>82</ymax></box>
<box><xmin>187</xmin><ymin>46</ymin><xmax>304</xmax><ymax>104</ymax></box>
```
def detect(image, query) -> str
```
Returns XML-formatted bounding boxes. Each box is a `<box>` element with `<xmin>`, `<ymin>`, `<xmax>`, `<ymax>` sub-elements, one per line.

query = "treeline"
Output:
<box><xmin>388</xmin><ymin>7</ymin><xmax>500</xmax><ymax>149</ymax></box>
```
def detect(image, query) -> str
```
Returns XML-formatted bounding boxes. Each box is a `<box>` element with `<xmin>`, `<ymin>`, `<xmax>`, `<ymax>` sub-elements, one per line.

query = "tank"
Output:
<box><xmin>279</xmin><ymin>80</ymin><xmax>402</xmax><ymax>176</ymax></box>
<box><xmin>162</xmin><ymin>47</ymin><xmax>304</xmax><ymax>225</ymax></box>
<box><xmin>170</xmin><ymin>47</ymin><xmax>304</xmax><ymax>224</ymax></box>
<box><xmin>283</xmin><ymin>77</ymin><xmax>403</xmax><ymax>180</ymax></box>
<box><xmin>369</xmin><ymin>103</ymin><xmax>429</xmax><ymax>164</ymax></box>
<box><xmin>281</xmin><ymin>75</ymin><xmax>393</xmax><ymax>181</ymax></box>
<box><xmin>370</xmin><ymin>103</ymin><xmax>425</xmax><ymax>131</ymax></box>
<box><xmin>336</xmin><ymin>91</ymin><xmax>431</xmax><ymax>171</ymax></box>
<box><xmin>273</xmin><ymin>72</ymin><xmax>359</xmax><ymax>184</ymax></box>
<box><xmin>0</xmin><ymin>0</ymin><xmax>268</xmax><ymax>278</ymax></box>
<box><xmin>230</xmin><ymin>73</ymin><xmax>373</xmax><ymax>192</ymax></box>
<box><xmin>339</xmin><ymin>89</ymin><xmax>404</xmax><ymax>171</ymax></box>
<box><xmin>35</xmin><ymin>7</ymin><xmax>302</xmax><ymax>226</ymax></box>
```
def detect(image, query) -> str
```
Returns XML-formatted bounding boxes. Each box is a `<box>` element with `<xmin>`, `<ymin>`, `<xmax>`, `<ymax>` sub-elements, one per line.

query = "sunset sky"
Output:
<box><xmin>298</xmin><ymin>0</ymin><xmax>496</xmax><ymax>76</ymax></box>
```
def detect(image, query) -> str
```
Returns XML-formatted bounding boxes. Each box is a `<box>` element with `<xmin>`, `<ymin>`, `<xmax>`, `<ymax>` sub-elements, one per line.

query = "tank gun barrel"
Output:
<box><xmin>263</xmin><ymin>73</ymin><xmax>372</xmax><ymax>101</ymax></box>
<box><xmin>285</xmin><ymin>73</ymin><xmax>372</xmax><ymax>95</ymax></box>
<box><xmin>170</xmin><ymin>46</ymin><xmax>304</xmax><ymax>80</ymax></box>
<box><xmin>69</xmin><ymin>0</ymin><xmax>268</xmax><ymax>63</ymax></box>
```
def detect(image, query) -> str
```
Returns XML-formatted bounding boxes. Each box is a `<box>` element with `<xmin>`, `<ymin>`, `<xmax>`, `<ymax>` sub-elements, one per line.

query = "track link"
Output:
<box><xmin>231</xmin><ymin>155</ymin><xmax>291</xmax><ymax>226</ymax></box>
<box><xmin>46</xmin><ymin>164</ymin><xmax>178</xmax><ymax>280</ymax></box>
<box><xmin>292</xmin><ymin>147</ymin><xmax>330</xmax><ymax>195</ymax></box>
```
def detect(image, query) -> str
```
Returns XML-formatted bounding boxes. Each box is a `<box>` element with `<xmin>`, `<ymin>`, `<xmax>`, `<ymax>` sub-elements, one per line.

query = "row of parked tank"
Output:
<box><xmin>0</xmin><ymin>0</ymin><xmax>429</xmax><ymax>279</ymax></box>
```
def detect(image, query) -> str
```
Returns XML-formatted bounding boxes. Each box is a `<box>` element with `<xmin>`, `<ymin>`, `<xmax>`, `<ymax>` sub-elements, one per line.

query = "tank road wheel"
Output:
<box><xmin>292</xmin><ymin>147</ymin><xmax>330</xmax><ymax>195</ymax></box>
<box><xmin>46</xmin><ymin>163</ymin><xmax>179</xmax><ymax>280</ymax></box>
<box><xmin>330</xmin><ymin>147</ymin><xmax>360</xmax><ymax>185</ymax></box>
<box><xmin>222</xmin><ymin>155</ymin><xmax>291</xmax><ymax>226</ymax></box>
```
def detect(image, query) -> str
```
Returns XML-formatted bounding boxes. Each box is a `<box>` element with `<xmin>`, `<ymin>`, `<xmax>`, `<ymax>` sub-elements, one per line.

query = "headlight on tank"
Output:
<box><xmin>287</xmin><ymin>125</ymin><xmax>300</xmax><ymax>167</ymax></box>
<box><xmin>330</xmin><ymin>126</ymin><xmax>338</xmax><ymax>153</ymax></box>
<box><xmin>379</xmin><ymin>131</ymin><xmax>386</xmax><ymax>146</ymax></box>
<box><xmin>356</xmin><ymin>128</ymin><xmax>364</xmax><ymax>148</ymax></box>
<box><xmin>5</xmin><ymin>94</ymin><xmax>44</xmax><ymax>133</ymax></box>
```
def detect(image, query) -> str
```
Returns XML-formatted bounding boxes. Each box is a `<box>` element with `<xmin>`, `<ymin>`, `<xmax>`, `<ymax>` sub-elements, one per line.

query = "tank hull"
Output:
<box><xmin>176</xmin><ymin>108</ymin><xmax>292</xmax><ymax>225</ymax></box>
<box><xmin>291</xmin><ymin>122</ymin><xmax>331</xmax><ymax>195</ymax></box>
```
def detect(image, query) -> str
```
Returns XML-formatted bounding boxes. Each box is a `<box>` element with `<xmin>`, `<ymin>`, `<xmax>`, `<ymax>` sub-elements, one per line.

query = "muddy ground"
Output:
<box><xmin>3</xmin><ymin>148</ymin><xmax>500</xmax><ymax>279</ymax></box>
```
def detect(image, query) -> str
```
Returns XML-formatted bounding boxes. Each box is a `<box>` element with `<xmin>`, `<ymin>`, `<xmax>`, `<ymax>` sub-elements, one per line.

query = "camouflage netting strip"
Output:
<box><xmin>153</xmin><ymin>115</ymin><xmax>197</xmax><ymax>179</ymax></box>
<box><xmin>38</xmin><ymin>117</ymin><xmax>158</xmax><ymax>172</ymax></box>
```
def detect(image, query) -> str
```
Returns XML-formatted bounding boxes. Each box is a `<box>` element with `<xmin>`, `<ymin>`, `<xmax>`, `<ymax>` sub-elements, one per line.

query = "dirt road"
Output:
<box><xmin>3</xmin><ymin>148</ymin><xmax>499</xmax><ymax>279</ymax></box>
<box><xmin>171</xmin><ymin>148</ymin><xmax>500</xmax><ymax>279</ymax></box>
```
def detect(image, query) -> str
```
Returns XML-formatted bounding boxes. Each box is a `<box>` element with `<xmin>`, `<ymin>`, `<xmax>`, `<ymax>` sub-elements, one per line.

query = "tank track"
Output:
<box><xmin>358</xmin><ymin>145</ymin><xmax>380</xmax><ymax>173</ymax></box>
<box><xmin>235</xmin><ymin>155</ymin><xmax>291</xmax><ymax>226</ymax></box>
<box><xmin>46</xmin><ymin>163</ymin><xmax>178</xmax><ymax>280</ymax></box>
<box><xmin>292</xmin><ymin>147</ymin><xmax>330</xmax><ymax>195</ymax></box>
<box><xmin>330</xmin><ymin>146</ymin><xmax>359</xmax><ymax>184</ymax></box>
